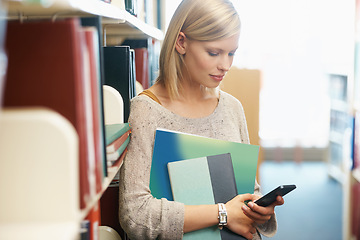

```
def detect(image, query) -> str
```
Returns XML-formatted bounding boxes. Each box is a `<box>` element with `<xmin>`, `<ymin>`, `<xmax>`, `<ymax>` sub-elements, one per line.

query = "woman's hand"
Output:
<box><xmin>225</xmin><ymin>194</ymin><xmax>258</xmax><ymax>240</ymax></box>
<box><xmin>242</xmin><ymin>195</ymin><xmax>284</xmax><ymax>225</ymax></box>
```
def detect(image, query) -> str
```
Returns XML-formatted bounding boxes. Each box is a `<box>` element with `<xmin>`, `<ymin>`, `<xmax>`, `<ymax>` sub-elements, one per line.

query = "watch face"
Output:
<box><xmin>219</xmin><ymin>212</ymin><xmax>227</xmax><ymax>224</ymax></box>
<box><xmin>218</xmin><ymin>203</ymin><xmax>227</xmax><ymax>229</ymax></box>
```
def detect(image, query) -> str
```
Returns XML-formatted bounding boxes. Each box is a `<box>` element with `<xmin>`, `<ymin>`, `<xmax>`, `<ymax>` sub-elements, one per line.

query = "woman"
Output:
<box><xmin>118</xmin><ymin>0</ymin><xmax>283</xmax><ymax>239</ymax></box>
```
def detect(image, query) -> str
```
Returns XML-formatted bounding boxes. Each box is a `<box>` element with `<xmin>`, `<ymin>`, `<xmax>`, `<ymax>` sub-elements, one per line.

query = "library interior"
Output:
<box><xmin>0</xmin><ymin>0</ymin><xmax>359</xmax><ymax>240</ymax></box>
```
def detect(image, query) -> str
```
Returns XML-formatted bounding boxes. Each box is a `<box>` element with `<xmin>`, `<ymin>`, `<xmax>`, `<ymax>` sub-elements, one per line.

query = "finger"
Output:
<box><xmin>238</xmin><ymin>193</ymin><xmax>255</xmax><ymax>202</ymax></box>
<box><xmin>250</xmin><ymin>226</ymin><xmax>257</xmax><ymax>234</ymax></box>
<box><xmin>268</xmin><ymin>196</ymin><xmax>284</xmax><ymax>208</ymax></box>
<box><xmin>244</xmin><ymin>232</ymin><xmax>254</xmax><ymax>240</ymax></box>
<box><xmin>275</xmin><ymin>195</ymin><xmax>285</xmax><ymax>205</ymax></box>
<box><xmin>242</xmin><ymin>207</ymin><xmax>271</xmax><ymax>223</ymax></box>
<box><xmin>247</xmin><ymin>202</ymin><xmax>274</xmax><ymax>216</ymax></box>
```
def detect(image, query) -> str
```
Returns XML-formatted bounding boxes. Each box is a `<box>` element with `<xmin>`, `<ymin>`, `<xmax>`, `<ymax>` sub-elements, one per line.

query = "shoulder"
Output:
<box><xmin>129</xmin><ymin>94</ymin><xmax>175</xmax><ymax>125</ymax></box>
<box><xmin>129</xmin><ymin>95</ymin><xmax>160</xmax><ymax>122</ymax></box>
<box><xmin>219</xmin><ymin>90</ymin><xmax>244</xmax><ymax>111</ymax></box>
<box><xmin>130</xmin><ymin>94</ymin><xmax>154</xmax><ymax>106</ymax></box>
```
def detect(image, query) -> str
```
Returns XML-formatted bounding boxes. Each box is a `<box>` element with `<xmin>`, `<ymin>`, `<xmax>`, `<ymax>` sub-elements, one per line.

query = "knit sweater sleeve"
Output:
<box><xmin>118</xmin><ymin>98</ymin><xmax>185</xmax><ymax>240</ymax></box>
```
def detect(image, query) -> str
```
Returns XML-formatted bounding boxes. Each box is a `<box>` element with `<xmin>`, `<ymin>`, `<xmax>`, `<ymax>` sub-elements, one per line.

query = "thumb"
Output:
<box><xmin>237</xmin><ymin>193</ymin><xmax>255</xmax><ymax>202</ymax></box>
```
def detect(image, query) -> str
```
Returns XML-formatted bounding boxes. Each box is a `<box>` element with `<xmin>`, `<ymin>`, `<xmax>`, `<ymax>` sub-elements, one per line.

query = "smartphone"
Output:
<box><xmin>253</xmin><ymin>184</ymin><xmax>296</xmax><ymax>207</ymax></box>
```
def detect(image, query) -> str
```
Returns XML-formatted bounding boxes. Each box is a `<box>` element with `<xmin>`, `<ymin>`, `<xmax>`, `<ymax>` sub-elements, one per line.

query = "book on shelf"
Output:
<box><xmin>129</xmin><ymin>49</ymin><xmax>137</xmax><ymax>98</ymax></box>
<box><xmin>103</xmin><ymin>46</ymin><xmax>136</xmax><ymax>122</ymax></box>
<box><xmin>351</xmin><ymin>182</ymin><xmax>360</xmax><ymax>239</ymax></box>
<box><xmin>134</xmin><ymin>47</ymin><xmax>150</xmax><ymax>89</ymax></box>
<box><xmin>4</xmin><ymin>18</ymin><xmax>101</xmax><ymax>209</ymax></box>
<box><xmin>125</xmin><ymin>0</ymin><xmax>137</xmax><ymax>16</ymax></box>
<box><xmin>85</xmin><ymin>200</ymin><xmax>101</xmax><ymax>240</ymax></box>
<box><xmin>105</xmin><ymin>123</ymin><xmax>131</xmax><ymax>166</ymax></box>
<box><xmin>168</xmin><ymin>153</ymin><xmax>246</xmax><ymax>240</ymax></box>
<box><xmin>105</xmin><ymin>123</ymin><xmax>131</xmax><ymax>145</ymax></box>
<box><xmin>354</xmin><ymin>111</ymin><xmax>360</xmax><ymax>170</ymax></box>
<box><xmin>144</xmin><ymin>0</ymin><xmax>156</xmax><ymax>27</ymax></box>
<box><xmin>83</xmin><ymin>26</ymin><xmax>106</xmax><ymax>194</ymax></box>
<box><xmin>111</xmin><ymin>148</ymin><xmax>128</xmax><ymax>169</ymax></box>
<box><xmin>80</xmin><ymin>219</ymin><xmax>90</xmax><ymax>240</ymax></box>
<box><xmin>107</xmin><ymin>129</ymin><xmax>131</xmax><ymax>153</ymax></box>
<box><xmin>150</xmin><ymin>128</ymin><xmax>259</xmax><ymax>202</ymax></box>
<box><xmin>0</xmin><ymin>4</ymin><xmax>6</xmax><ymax>108</ymax></box>
<box><xmin>107</xmin><ymin>135</ymin><xmax>130</xmax><ymax>163</ymax></box>
<box><xmin>122</xmin><ymin>38</ymin><xmax>152</xmax><ymax>89</ymax></box>
<box><xmin>81</xmin><ymin>16</ymin><xmax>108</xmax><ymax>178</ymax></box>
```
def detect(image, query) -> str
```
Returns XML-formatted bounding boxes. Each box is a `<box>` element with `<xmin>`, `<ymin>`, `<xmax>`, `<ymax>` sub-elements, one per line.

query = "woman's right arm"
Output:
<box><xmin>118</xmin><ymin>98</ymin><xmax>185</xmax><ymax>240</ymax></box>
<box><xmin>183</xmin><ymin>194</ymin><xmax>258</xmax><ymax>240</ymax></box>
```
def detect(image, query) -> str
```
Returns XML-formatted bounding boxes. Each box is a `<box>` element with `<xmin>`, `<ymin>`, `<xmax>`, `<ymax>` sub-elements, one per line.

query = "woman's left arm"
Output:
<box><xmin>241</xmin><ymin>195</ymin><xmax>284</xmax><ymax>225</ymax></box>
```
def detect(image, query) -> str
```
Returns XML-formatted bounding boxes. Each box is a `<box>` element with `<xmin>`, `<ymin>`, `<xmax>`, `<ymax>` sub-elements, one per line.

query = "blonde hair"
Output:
<box><xmin>156</xmin><ymin>0</ymin><xmax>241</xmax><ymax>99</ymax></box>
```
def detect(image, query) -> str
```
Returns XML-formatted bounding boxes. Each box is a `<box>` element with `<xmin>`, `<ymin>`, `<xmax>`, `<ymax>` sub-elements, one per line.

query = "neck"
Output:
<box><xmin>178</xmin><ymin>79</ymin><xmax>218</xmax><ymax>103</ymax></box>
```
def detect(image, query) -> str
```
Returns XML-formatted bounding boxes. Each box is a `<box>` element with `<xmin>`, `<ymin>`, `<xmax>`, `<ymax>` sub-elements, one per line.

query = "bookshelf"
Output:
<box><xmin>337</xmin><ymin>0</ymin><xmax>360</xmax><ymax>239</ymax></box>
<box><xmin>0</xmin><ymin>0</ymin><xmax>163</xmax><ymax>239</ymax></box>
<box><xmin>327</xmin><ymin>73</ymin><xmax>351</xmax><ymax>185</ymax></box>
<box><xmin>4</xmin><ymin>0</ymin><xmax>163</xmax><ymax>41</ymax></box>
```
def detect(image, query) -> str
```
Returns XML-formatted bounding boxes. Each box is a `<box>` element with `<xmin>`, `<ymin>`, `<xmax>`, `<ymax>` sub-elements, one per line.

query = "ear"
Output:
<box><xmin>175</xmin><ymin>32</ymin><xmax>187</xmax><ymax>55</ymax></box>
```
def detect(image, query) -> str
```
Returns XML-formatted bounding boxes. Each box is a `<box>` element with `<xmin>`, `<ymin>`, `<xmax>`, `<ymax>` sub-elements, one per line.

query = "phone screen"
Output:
<box><xmin>254</xmin><ymin>184</ymin><xmax>296</xmax><ymax>207</ymax></box>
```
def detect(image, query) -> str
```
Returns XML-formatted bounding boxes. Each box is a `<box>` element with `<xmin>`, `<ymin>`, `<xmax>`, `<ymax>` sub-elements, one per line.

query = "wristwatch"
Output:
<box><xmin>218</xmin><ymin>203</ymin><xmax>227</xmax><ymax>230</ymax></box>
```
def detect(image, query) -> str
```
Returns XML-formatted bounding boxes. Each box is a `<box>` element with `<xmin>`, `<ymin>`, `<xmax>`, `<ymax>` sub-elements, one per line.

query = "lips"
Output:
<box><xmin>210</xmin><ymin>74</ymin><xmax>225</xmax><ymax>82</ymax></box>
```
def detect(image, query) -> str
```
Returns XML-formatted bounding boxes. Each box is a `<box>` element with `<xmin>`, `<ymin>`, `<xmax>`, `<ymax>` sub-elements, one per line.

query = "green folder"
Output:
<box><xmin>150</xmin><ymin>128</ymin><xmax>259</xmax><ymax>201</ymax></box>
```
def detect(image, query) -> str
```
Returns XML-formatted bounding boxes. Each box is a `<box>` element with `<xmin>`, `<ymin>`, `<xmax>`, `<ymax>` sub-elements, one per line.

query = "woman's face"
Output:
<box><xmin>180</xmin><ymin>33</ymin><xmax>240</xmax><ymax>89</ymax></box>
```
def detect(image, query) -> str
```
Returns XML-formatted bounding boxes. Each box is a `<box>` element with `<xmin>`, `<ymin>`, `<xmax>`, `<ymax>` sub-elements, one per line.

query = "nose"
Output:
<box><xmin>218</xmin><ymin>56</ymin><xmax>232</xmax><ymax>72</ymax></box>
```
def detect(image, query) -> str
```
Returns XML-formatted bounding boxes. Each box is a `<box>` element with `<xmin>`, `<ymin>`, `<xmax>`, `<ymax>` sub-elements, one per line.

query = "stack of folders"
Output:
<box><xmin>150</xmin><ymin>128</ymin><xmax>260</xmax><ymax>240</ymax></box>
<box><xmin>105</xmin><ymin>123</ymin><xmax>131</xmax><ymax>167</ymax></box>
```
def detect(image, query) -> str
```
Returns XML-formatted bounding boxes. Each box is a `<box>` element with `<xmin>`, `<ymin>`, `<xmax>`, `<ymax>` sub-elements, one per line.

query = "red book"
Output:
<box><xmin>85</xmin><ymin>200</ymin><xmax>101</xmax><ymax>240</ymax></box>
<box><xmin>106</xmin><ymin>129</ymin><xmax>131</xmax><ymax>153</ymax></box>
<box><xmin>134</xmin><ymin>48</ymin><xmax>149</xmax><ymax>89</ymax></box>
<box><xmin>351</xmin><ymin>182</ymin><xmax>360</xmax><ymax>239</ymax></box>
<box><xmin>354</xmin><ymin>111</ymin><xmax>360</xmax><ymax>169</ymax></box>
<box><xmin>4</xmin><ymin>18</ymin><xmax>91</xmax><ymax>209</ymax></box>
<box><xmin>83</xmin><ymin>26</ymin><xmax>105</xmax><ymax>194</ymax></box>
<box><xmin>112</xmin><ymin>148</ymin><xmax>128</xmax><ymax>169</ymax></box>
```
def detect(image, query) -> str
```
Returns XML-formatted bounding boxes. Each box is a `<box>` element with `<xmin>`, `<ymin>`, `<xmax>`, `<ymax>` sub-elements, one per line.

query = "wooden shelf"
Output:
<box><xmin>3</xmin><ymin>0</ymin><xmax>164</xmax><ymax>40</ymax></box>
<box><xmin>4</xmin><ymin>0</ymin><xmax>124</xmax><ymax>18</ymax></box>
<box><xmin>103</xmin><ymin>11</ymin><xmax>163</xmax><ymax>40</ymax></box>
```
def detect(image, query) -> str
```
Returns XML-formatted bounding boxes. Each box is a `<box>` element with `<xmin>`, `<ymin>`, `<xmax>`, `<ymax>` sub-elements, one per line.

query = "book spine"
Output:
<box><xmin>105</xmin><ymin>123</ymin><xmax>131</xmax><ymax>145</ymax></box>
<box><xmin>106</xmin><ymin>129</ymin><xmax>131</xmax><ymax>153</ymax></box>
<box><xmin>107</xmin><ymin>135</ymin><xmax>130</xmax><ymax>162</ymax></box>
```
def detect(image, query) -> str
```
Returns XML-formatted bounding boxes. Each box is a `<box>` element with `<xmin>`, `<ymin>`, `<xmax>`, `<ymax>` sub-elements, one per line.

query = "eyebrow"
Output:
<box><xmin>206</xmin><ymin>47</ymin><xmax>238</xmax><ymax>53</ymax></box>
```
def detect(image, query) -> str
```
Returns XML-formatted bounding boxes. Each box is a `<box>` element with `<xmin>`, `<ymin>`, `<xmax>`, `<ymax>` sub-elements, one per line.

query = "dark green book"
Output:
<box><xmin>103</xmin><ymin>46</ymin><xmax>135</xmax><ymax>122</ymax></box>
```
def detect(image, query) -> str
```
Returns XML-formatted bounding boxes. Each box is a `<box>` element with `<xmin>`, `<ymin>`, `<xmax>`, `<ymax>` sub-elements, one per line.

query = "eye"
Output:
<box><xmin>208</xmin><ymin>51</ymin><xmax>219</xmax><ymax>57</ymax></box>
<box><xmin>228</xmin><ymin>52</ymin><xmax>236</xmax><ymax>57</ymax></box>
